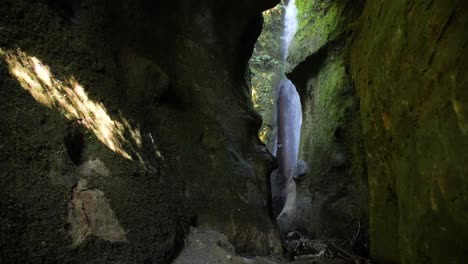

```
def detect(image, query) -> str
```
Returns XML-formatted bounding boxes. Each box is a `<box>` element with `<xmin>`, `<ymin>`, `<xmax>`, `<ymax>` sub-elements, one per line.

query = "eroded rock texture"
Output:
<box><xmin>349</xmin><ymin>1</ymin><xmax>468</xmax><ymax>263</ymax></box>
<box><xmin>0</xmin><ymin>0</ymin><xmax>280</xmax><ymax>262</ymax></box>
<box><xmin>285</xmin><ymin>0</ymin><xmax>368</xmax><ymax>254</ymax></box>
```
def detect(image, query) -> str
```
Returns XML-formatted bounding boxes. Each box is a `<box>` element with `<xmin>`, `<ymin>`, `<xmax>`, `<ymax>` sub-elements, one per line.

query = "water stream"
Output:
<box><xmin>282</xmin><ymin>0</ymin><xmax>299</xmax><ymax>61</ymax></box>
<box><xmin>271</xmin><ymin>0</ymin><xmax>303</xmax><ymax>230</ymax></box>
<box><xmin>275</xmin><ymin>0</ymin><xmax>302</xmax><ymax>179</ymax></box>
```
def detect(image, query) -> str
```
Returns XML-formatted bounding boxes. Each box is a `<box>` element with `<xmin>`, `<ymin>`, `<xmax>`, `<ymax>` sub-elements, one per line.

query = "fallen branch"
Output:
<box><xmin>351</xmin><ymin>218</ymin><xmax>361</xmax><ymax>248</ymax></box>
<box><xmin>326</xmin><ymin>241</ymin><xmax>371</xmax><ymax>264</ymax></box>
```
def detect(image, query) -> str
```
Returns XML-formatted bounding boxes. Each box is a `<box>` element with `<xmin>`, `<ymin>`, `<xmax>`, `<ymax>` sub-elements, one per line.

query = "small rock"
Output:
<box><xmin>295</xmin><ymin>160</ymin><xmax>308</xmax><ymax>180</ymax></box>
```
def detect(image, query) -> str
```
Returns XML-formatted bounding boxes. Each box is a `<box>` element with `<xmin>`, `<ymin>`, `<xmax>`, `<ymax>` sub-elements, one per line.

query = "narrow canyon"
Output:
<box><xmin>0</xmin><ymin>0</ymin><xmax>467</xmax><ymax>263</ymax></box>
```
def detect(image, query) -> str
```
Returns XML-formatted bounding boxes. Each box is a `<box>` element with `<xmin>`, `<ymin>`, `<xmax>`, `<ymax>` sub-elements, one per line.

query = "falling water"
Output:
<box><xmin>271</xmin><ymin>0</ymin><xmax>303</xmax><ymax>229</ymax></box>
<box><xmin>276</xmin><ymin>79</ymin><xmax>302</xmax><ymax>180</ymax></box>
<box><xmin>282</xmin><ymin>0</ymin><xmax>298</xmax><ymax>60</ymax></box>
<box><xmin>272</xmin><ymin>0</ymin><xmax>301</xmax><ymax>159</ymax></box>
<box><xmin>276</xmin><ymin>0</ymin><xmax>302</xmax><ymax>169</ymax></box>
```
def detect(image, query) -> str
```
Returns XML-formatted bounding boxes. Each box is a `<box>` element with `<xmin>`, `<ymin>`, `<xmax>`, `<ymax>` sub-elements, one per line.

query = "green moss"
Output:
<box><xmin>349</xmin><ymin>1</ymin><xmax>468</xmax><ymax>263</ymax></box>
<box><xmin>296</xmin><ymin>0</ymin><xmax>340</xmax><ymax>43</ymax></box>
<box><xmin>286</xmin><ymin>0</ymin><xmax>368</xmax><ymax>252</ymax></box>
<box><xmin>302</xmin><ymin>57</ymin><xmax>345</xmax><ymax>153</ymax></box>
<box><xmin>288</xmin><ymin>0</ymin><xmax>346</xmax><ymax>68</ymax></box>
<box><xmin>287</xmin><ymin>0</ymin><xmax>363</xmax><ymax>73</ymax></box>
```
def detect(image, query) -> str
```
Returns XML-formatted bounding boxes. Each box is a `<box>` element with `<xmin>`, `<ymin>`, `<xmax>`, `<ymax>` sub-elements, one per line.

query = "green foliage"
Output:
<box><xmin>250</xmin><ymin>54</ymin><xmax>278</xmax><ymax>69</ymax></box>
<box><xmin>249</xmin><ymin>6</ymin><xmax>285</xmax><ymax>144</ymax></box>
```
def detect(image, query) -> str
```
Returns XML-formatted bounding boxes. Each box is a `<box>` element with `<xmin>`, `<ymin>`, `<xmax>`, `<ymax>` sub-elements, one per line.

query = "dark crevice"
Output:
<box><xmin>428</xmin><ymin>4</ymin><xmax>457</xmax><ymax>65</ymax></box>
<box><xmin>156</xmin><ymin>85</ymin><xmax>186</xmax><ymax>109</ymax></box>
<box><xmin>64</xmin><ymin>121</ymin><xmax>84</xmax><ymax>166</ymax></box>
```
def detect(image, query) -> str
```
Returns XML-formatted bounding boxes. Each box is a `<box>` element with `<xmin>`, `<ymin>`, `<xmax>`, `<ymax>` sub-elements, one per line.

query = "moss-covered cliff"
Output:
<box><xmin>288</xmin><ymin>0</ymin><xmax>468</xmax><ymax>263</ymax></box>
<box><xmin>349</xmin><ymin>1</ymin><xmax>468</xmax><ymax>263</ymax></box>
<box><xmin>286</xmin><ymin>0</ymin><xmax>368</xmax><ymax>254</ymax></box>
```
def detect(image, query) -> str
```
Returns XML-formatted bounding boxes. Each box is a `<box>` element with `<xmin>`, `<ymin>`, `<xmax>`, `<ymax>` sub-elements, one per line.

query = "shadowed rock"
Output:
<box><xmin>295</xmin><ymin>160</ymin><xmax>308</xmax><ymax>180</ymax></box>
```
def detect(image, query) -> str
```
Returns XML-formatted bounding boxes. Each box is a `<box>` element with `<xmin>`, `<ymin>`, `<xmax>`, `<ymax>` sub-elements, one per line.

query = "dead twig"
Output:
<box><xmin>326</xmin><ymin>241</ymin><xmax>372</xmax><ymax>264</ymax></box>
<box><xmin>326</xmin><ymin>240</ymin><xmax>357</xmax><ymax>261</ymax></box>
<box><xmin>351</xmin><ymin>218</ymin><xmax>361</xmax><ymax>248</ymax></box>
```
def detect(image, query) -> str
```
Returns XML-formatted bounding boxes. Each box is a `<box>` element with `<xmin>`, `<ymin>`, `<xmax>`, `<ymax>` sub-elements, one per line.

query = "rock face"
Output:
<box><xmin>349</xmin><ymin>1</ymin><xmax>468</xmax><ymax>263</ymax></box>
<box><xmin>0</xmin><ymin>0</ymin><xmax>280</xmax><ymax>262</ymax></box>
<box><xmin>286</xmin><ymin>0</ymin><xmax>369</xmax><ymax>253</ymax></box>
<box><xmin>67</xmin><ymin>160</ymin><xmax>127</xmax><ymax>247</ymax></box>
<box><xmin>173</xmin><ymin>228</ymin><xmax>281</xmax><ymax>264</ymax></box>
<box><xmin>173</xmin><ymin>228</ymin><xmax>247</xmax><ymax>264</ymax></box>
<box><xmin>295</xmin><ymin>160</ymin><xmax>309</xmax><ymax>180</ymax></box>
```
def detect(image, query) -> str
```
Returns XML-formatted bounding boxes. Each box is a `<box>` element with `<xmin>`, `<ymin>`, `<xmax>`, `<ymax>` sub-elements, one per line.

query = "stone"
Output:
<box><xmin>295</xmin><ymin>160</ymin><xmax>308</xmax><ymax>180</ymax></box>
<box><xmin>0</xmin><ymin>0</ymin><xmax>282</xmax><ymax>261</ymax></box>
<box><xmin>67</xmin><ymin>179</ymin><xmax>127</xmax><ymax>246</ymax></box>
<box><xmin>349</xmin><ymin>1</ymin><xmax>468</xmax><ymax>262</ymax></box>
<box><xmin>276</xmin><ymin>181</ymin><xmax>297</xmax><ymax>234</ymax></box>
<box><xmin>173</xmin><ymin>228</ymin><xmax>280</xmax><ymax>264</ymax></box>
<box><xmin>286</xmin><ymin>0</ymin><xmax>368</xmax><ymax>252</ymax></box>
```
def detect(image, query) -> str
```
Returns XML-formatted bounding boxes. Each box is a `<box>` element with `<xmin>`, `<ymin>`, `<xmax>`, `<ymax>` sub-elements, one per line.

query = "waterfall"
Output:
<box><xmin>276</xmin><ymin>0</ymin><xmax>301</xmax><ymax>170</ymax></box>
<box><xmin>281</xmin><ymin>0</ymin><xmax>298</xmax><ymax>61</ymax></box>
<box><xmin>272</xmin><ymin>0</ymin><xmax>300</xmax><ymax>158</ymax></box>
<box><xmin>276</xmin><ymin>80</ymin><xmax>302</xmax><ymax>181</ymax></box>
<box><xmin>270</xmin><ymin>0</ymin><xmax>303</xmax><ymax>229</ymax></box>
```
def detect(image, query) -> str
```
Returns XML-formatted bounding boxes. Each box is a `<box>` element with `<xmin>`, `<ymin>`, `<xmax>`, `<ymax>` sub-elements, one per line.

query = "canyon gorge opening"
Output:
<box><xmin>1</xmin><ymin>0</ymin><xmax>467</xmax><ymax>263</ymax></box>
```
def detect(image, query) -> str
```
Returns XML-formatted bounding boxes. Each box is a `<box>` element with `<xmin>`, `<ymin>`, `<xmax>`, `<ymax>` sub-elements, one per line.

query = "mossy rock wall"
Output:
<box><xmin>349</xmin><ymin>1</ymin><xmax>468</xmax><ymax>263</ymax></box>
<box><xmin>286</xmin><ymin>0</ymin><xmax>368</xmax><ymax>253</ymax></box>
<box><xmin>0</xmin><ymin>0</ymin><xmax>281</xmax><ymax>262</ymax></box>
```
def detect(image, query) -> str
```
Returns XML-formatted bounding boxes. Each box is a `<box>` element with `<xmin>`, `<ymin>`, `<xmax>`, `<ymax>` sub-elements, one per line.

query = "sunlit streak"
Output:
<box><xmin>2</xmin><ymin>48</ymin><xmax>142</xmax><ymax>161</ymax></box>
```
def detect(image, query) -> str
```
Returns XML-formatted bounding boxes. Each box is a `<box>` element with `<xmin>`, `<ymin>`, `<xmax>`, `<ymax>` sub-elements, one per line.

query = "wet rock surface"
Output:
<box><xmin>1</xmin><ymin>0</ymin><xmax>467</xmax><ymax>263</ymax></box>
<box><xmin>285</xmin><ymin>0</ymin><xmax>369</xmax><ymax>253</ymax></box>
<box><xmin>294</xmin><ymin>160</ymin><xmax>308</xmax><ymax>180</ymax></box>
<box><xmin>173</xmin><ymin>228</ymin><xmax>246</xmax><ymax>264</ymax></box>
<box><xmin>174</xmin><ymin>228</ymin><xmax>365</xmax><ymax>264</ymax></box>
<box><xmin>0</xmin><ymin>0</ymin><xmax>280</xmax><ymax>262</ymax></box>
<box><xmin>349</xmin><ymin>0</ymin><xmax>468</xmax><ymax>262</ymax></box>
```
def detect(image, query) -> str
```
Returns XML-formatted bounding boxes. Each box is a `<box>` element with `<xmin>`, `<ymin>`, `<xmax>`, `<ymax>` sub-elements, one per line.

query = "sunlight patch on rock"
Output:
<box><xmin>2</xmin><ymin>48</ymin><xmax>142</xmax><ymax>161</ymax></box>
